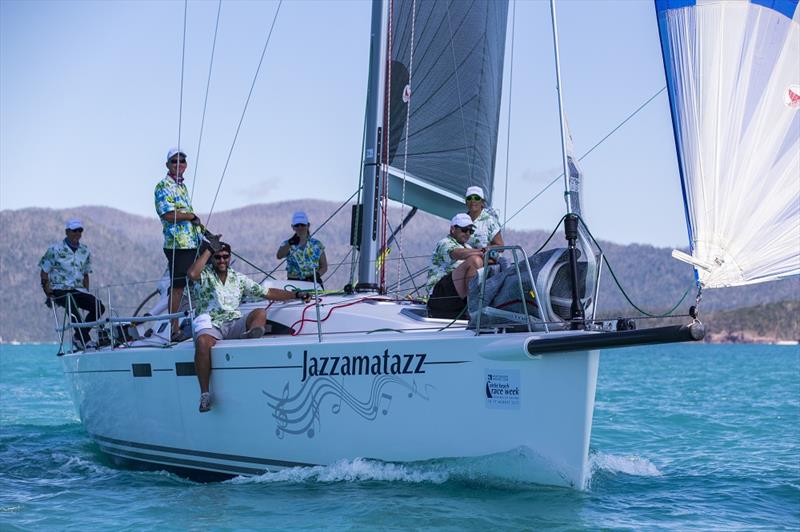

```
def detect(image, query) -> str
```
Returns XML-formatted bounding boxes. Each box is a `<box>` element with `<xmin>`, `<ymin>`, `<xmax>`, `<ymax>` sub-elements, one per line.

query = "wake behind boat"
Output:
<box><xmin>52</xmin><ymin>0</ymin><xmax>797</xmax><ymax>489</ymax></box>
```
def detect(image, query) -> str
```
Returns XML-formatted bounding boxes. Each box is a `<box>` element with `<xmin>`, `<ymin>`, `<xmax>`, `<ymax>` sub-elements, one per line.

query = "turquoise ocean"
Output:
<box><xmin>1</xmin><ymin>343</ymin><xmax>798</xmax><ymax>530</ymax></box>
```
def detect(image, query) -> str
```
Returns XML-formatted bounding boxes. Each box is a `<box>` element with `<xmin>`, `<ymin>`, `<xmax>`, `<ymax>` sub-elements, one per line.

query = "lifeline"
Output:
<box><xmin>302</xmin><ymin>349</ymin><xmax>426</xmax><ymax>382</ymax></box>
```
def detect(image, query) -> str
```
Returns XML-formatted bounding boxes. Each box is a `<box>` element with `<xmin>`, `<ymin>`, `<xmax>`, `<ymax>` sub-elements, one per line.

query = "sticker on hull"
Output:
<box><xmin>485</xmin><ymin>370</ymin><xmax>520</xmax><ymax>410</ymax></box>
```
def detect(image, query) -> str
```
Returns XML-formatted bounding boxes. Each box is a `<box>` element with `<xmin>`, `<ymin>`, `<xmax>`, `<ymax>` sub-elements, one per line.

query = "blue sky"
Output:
<box><xmin>1</xmin><ymin>0</ymin><xmax>687</xmax><ymax>247</ymax></box>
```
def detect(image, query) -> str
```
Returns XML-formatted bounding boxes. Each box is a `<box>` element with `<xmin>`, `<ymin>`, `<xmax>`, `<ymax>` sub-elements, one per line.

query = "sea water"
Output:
<box><xmin>1</xmin><ymin>343</ymin><xmax>798</xmax><ymax>530</ymax></box>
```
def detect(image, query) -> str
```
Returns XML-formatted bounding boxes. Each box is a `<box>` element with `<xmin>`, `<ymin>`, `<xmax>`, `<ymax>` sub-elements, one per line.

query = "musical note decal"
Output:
<box><xmin>262</xmin><ymin>376</ymin><xmax>432</xmax><ymax>439</ymax></box>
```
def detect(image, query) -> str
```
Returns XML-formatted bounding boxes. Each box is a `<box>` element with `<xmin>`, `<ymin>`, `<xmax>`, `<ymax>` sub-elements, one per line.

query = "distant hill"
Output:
<box><xmin>1</xmin><ymin>202</ymin><xmax>797</xmax><ymax>342</ymax></box>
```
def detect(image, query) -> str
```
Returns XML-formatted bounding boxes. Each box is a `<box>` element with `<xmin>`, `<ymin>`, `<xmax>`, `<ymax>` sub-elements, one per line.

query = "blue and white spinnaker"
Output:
<box><xmin>656</xmin><ymin>0</ymin><xmax>800</xmax><ymax>288</ymax></box>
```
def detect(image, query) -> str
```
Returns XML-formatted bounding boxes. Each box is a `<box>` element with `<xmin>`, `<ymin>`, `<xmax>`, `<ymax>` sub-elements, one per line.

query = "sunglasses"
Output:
<box><xmin>465</xmin><ymin>195</ymin><xmax>482</xmax><ymax>202</ymax></box>
<box><xmin>292</xmin><ymin>223</ymin><xmax>308</xmax><ymax>228</ymax></box>
<box><xmin>456</xmin><ymin>225</ymin><xmax>475</xmax><ymax>234</ymax></box>
<box><xmin>168</xmin><ymin>158</ymin><xmax>187</xmax><ymax>164</ymax></box>
<box><xmin>68</xmin><ymin>228</ymin><xmax>84</xmax><ymax>233</ymax></box>
<box><xmin>212</xmin><ymin>254</ymin><xmax>231</xmax><ymax>260</ymax></box>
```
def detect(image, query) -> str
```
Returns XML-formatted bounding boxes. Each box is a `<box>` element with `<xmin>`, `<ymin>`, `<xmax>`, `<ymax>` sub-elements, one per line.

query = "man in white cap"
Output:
<box><xmin>39</xmin><ymin>219</ymin><xmax>106</xmax><ymax>348</ymax></box>
<box><xmin>425</xmin><ymin>213</ymin><xmax>486</xmax><ymax>319</ymax></box>
<box><xmin>276</xmin><ymin>211</ymin><xmax>328</xmax><ymax>289</ymax></box>
<box><xmin>154</xmin><ymin>148</ymin><xmax>203</xmax><ymax>341</ymax></box>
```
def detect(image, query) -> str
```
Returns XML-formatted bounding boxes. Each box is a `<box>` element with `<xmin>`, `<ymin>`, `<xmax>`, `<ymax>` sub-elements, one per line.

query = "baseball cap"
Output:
<box><xmin>292</xmin><ymin>211</ymin><xmax>309</xmax><ymax>225</ymax></box>
<box><xmin>451</xmin><ymin>213</ymin><xmax>474</xmax><ymax>228</ymax></box>
<box><xmin>65</xmin><ymin>219</ymin><xmax>83</xmax><ymax>230</ymax></box>
<box><xmin>166</xmin><ymin>147</ymin><xmax>187</xmax><ymax>162</ymax></box>
<box><xmin>465</xmin><ymin>186</ymin><xmax>484</xmax><ymax>199</ymax></box>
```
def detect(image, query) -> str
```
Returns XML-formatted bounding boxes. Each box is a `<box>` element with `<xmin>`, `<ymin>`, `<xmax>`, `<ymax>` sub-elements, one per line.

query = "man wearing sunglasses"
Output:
<box><xmin>154</xmin><ymin>147</ymin><xmax>203</xmax><ymax>342</ymax></box>
<box><xmin>39</xmin><ymin>219</ymin><xmax>107</xmax><ymax>349</ymax></box>
<box><xmin>425</xmin><ymin>213</ymin><xmax>486</xmax><ymax>319</ymax></box>
<box><xmin>187</xmin><ymin>242</ymin><xmax>308</xmax><ymax>413</ymax></box>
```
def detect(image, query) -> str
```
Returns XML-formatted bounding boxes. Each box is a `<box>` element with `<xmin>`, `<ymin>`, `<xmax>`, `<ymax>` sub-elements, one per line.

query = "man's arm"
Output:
<box><xmin>450</xmin><ymin>247</ymin><xmax>483</xmax><ymax>260</ymax></box>
<box><xmin>276</xmin><ymin>241</ymin><xmax>291</xmax><ymax>259</ymax></box>
<box><xmin>160</xmin><ymin>211</ymin><xmax>201</xmax><ymax>224</ymax></box>
<box><xmin>187</xmin><ymin>248</ymin><xmax>213</xmax><ymax>281</ymax></box>
<box><xmin>83</xmin><ymin>273</ymin><xmax>90</xmax><ymax>290</ymax></box>
<box><xmin>317</xmin><ymin>251</ymin><xmax>328</xmax><ymax>276</ymax></box>
<box><xmin>266</xmin><ymin>288</ymin><xmax>306</xmax><ymax>302</ymax></box>
<box><xmin>40</xmin><ymin>271</ymin><xmax>53</xmax><ymax>297</ymax></box>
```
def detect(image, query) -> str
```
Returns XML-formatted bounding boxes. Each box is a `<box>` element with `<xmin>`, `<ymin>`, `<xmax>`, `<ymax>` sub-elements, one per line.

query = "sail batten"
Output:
<box><xmin>656</xmin><ymin>0</ymin><xmax>800</xmax><ymax>288</ymax></box>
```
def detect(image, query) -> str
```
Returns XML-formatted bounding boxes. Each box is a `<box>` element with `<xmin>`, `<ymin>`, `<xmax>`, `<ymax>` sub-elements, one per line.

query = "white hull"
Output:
<box><xmin>61</xmin><ymin>299</ymin><xmax>599</xmax><ymax>488</ymax></box>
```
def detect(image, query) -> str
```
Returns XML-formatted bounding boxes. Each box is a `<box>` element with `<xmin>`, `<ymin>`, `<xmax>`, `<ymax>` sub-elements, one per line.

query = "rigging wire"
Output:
<box><xmin>206</xmin><ymin>0</ymin><xmax>283</xmax><ymax>226</ymax></box>
<box><xmin>189</xmin><ymin>0</ymin><xmax>223</xmax><ymax>203</ymax></box>
<box><xmin>168</xmin><ymin>0</ymin><xmax>189</xmax><ymax>304</ymax></box>
<box><xmin>503</xmin><ymin>85</ymin><xmax>667</xmax><ymax>227</ymax></box>
<box><xmin>445</xmin><ymin>3</ymin><xmax>474</xmax><ymax>182</ymax></box>
<box><xmin>394</xmin><ymin>0</ymin><xmax>417</xmax><ymax>295</ymax></box>
<box><xmin>502</xmin><ymin>0</ymin><xmax>516</xmax><ymax>227</ymax></box>
<box><xmin>576</xmin><ymin>216</ymin><xmax>694</xmax><ymax>318</ymax></box>
<box><xmin>378</xmin><ymin>0</ymin><xmax>396</xmax><ymax>292</ymax></box>
<box><xmin>263</xmin><ymin>187</ymin><xmax>362</xmax><ymax>281</ymax></box>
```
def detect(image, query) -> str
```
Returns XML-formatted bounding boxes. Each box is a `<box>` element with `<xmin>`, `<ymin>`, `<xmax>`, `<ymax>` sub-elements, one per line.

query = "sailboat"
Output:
<box><xmin>55</xmin><ymin>0</ymin><xmax>797</xmax><ymax>489</ymax></box>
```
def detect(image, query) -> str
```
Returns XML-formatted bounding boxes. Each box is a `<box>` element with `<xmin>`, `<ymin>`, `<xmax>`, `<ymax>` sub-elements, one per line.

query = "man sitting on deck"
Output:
<box><xmin>425</xmin><ymin>213</ymin><xmax>486</xmax><ymax>319</ymax></box>
<box><xmin>187</xmin><ymin>241</ymin><xmax>308</xmax><ymax>413</ymax></box>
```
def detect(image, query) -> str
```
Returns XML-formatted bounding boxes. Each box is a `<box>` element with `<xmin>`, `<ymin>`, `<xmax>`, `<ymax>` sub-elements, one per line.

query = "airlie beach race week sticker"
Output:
<box><xmin>485</xmin><ymin>370</ymin><xmax>521</xmax><ymax>410</ymax></box>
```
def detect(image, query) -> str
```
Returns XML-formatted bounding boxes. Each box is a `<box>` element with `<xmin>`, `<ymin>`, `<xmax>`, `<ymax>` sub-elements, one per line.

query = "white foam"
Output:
<box><xmin>589</xmin><ymin>451</ymin><xmax>662</xmax><ymax>477</ymax></box>
<box><xmin>227</xmin><ymin>458</ymin><xmax>448</xmax><ymax>485</ymax></box>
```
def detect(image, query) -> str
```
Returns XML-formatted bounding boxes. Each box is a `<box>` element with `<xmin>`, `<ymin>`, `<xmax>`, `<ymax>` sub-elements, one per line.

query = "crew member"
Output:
<box><xmin>154</xmin><ymin>147</ymin><xmax>203</xmax><ymax>342</ymax></box>
<box><xmin>39</xmin><ymin>219</ymin><xmax>107</xmax><ymax>349</ymax></box>
<box><xmin>425</xmin><ymin>213</ymin><xmax>485</xmax><ymax>319</ymax></box>
<box><xmin>188</xmin><ymin>241</ymin><xmax>308</xmax><ymax>413</ymax></box>
<box><xmin>276</xmin><ymin>211</ymin><xmax>328</xmax><ymax>289</ymax></box>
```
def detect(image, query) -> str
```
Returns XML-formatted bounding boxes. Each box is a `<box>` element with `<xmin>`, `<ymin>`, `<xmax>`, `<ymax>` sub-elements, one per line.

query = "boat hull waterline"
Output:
<box><xmin>62</xmin><ymin>330</ymin><xmax>599</xmax><ymax>489</ymax></box>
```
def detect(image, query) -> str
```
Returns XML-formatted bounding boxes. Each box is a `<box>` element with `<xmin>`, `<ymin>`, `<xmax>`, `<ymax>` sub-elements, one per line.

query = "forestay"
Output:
<box><xmin>384</xmin><ymin>0</ymin><xmax>509</xmax><ymax>219</ymax></box>
<box><xmin>656</xmin><ymin>0</ymin><xmax>800</xmax><ymax>288</ymax></box>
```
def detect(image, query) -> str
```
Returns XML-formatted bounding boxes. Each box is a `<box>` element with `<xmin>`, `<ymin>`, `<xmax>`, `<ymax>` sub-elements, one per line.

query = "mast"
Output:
<box><xmin>356</xmin><ymin>0</ymin><xmax>387</xmax><ymax>292</ymax></box>
<box><xmin>549</xmin><ymin>0</ymin><xmax>585</xmax><ymax>326</ymax></box>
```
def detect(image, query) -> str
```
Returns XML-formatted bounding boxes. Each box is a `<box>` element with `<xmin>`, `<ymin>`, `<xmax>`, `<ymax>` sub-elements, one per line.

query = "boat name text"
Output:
<box><xmin>302</xmin><ymin>350</ymin><xmax>426</xmax><ymax>382</ymax></box>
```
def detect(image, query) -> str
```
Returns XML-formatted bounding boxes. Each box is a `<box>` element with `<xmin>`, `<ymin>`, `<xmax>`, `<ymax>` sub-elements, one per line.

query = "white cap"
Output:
<box><xmin>166</xmin><ymin>147</ymin><xmax>187</xmax><ymax>162</ymax></box>
<box><xmin>291</xmin><ymin>211</ymin><xmax>309</xmax><ymax>225</ymax></box>
<box><xmin>465</xmin><ymin>186</ymin><xmax>484</xmax><ymax>199</ymax></box>
<box><xmin>450</xmin><ymin>213</ymin><xmax>474</xmax><ymax>228</ymax></box>
<box><xmin>65</xmin><ymin>218</ymin><xmax>83</xmax><ymax>230</ymax></box>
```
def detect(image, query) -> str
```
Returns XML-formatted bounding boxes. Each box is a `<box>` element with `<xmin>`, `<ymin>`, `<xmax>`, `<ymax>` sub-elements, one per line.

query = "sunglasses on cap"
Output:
<box><xmin>168</xmin><ymin>158</ymin><xmax>187</xmax><ymax>164</ymax></box>
<box><xmin>68</xmin><ymin>228</ymin><xmax>84</xmax><ymax>233</ymax></box>
<box><xmin>455</xmin><ymin>225</ymin><xmax>475</xmax><ymax>234</ymax></box>
<box><xmin>292</xmin><ymin>223</ymin><xmax>308</xmax><ymax>228</ymax></box>
<box><xmin>212</xmin><ymin>254</ymin><xmax>231</xmax><ymax>260</ymax></box>
<box><xmin>465</xmin><ymin>194</ymin><xmax>482</xmax><ymax>202</ymax></box>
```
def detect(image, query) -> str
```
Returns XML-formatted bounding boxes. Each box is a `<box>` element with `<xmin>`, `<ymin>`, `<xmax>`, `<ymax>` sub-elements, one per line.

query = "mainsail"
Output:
<box><xmin>384</xmin><ymin>0</ymin><xmax>509</xmax><ymax>219</ymax></box>
<box><xmin>656</xmin><ymin>0</ymin><xmax>800</xmax><ymax>288</ymax></box>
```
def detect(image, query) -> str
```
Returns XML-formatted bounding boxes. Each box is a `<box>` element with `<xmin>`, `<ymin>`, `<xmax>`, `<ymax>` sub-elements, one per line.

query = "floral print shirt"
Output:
<box><xmin>154</xmin><ymin>175</ymin><xmax>201</xmax><ymax>250</ymax></box>
<box><xmin>39</xmin><ymin>239</ymin><xmax>92</xmax><ymax>290</ymax></box>
<box><xmin>281</xmin><ymin>238</ymin><xmax>325</xmax><ymax>279</ymax></box>
<box><xmin>426</xmin><ymin>235</ymin><xmax>468</xmax><ymax>296</ymax></box>
<box><xmin>192</xmin><ymin>267</ymin><xmax>268</xmax><ymax>327</ymax></box>
<box><xmin>467</xmin><ymin>208</ymin><xmax>502</xmax><ymax>249</ymax></box>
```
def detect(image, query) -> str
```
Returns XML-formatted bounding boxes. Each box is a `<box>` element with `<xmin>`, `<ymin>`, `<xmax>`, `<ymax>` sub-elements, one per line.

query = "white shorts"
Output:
<box><xmin>196</xmin><ymin>315</ymin><xmax>249</xmax><ymax>341</ymax></box>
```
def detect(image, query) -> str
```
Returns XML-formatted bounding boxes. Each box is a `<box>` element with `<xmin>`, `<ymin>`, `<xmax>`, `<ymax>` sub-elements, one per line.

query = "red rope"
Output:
<box><xmin>289</xmin><ymin>297</ymin><xmax>379</xmax><ymax>336</ymax></box>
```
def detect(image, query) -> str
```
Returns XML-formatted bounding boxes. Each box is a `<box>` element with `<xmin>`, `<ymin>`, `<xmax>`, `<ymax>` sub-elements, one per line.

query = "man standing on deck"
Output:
<box><xmin>39</xmin><ymin>219</ymin><xmax>108</xmax><ymax>349</ymax></box>
<box><xmin>187</xmin><ymin>242</ymin><xmax>309</xmax><ymax>413</ymax></box>
<box><xmin>154</xmin><ymin>148</ymin><xmax>202</xmax><ymax>342</ymax></box>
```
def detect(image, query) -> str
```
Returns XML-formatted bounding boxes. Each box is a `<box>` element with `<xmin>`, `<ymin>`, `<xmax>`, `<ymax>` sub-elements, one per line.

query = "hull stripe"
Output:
<box><xmin>98</xmin><ymin>445</ymin><xmax>267</xmax><ymax>476</ymax></box>
<box><xmin>92</xmin><ymin>434</ymin><xmax>316</xmax><ymax>468</ymax></box>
